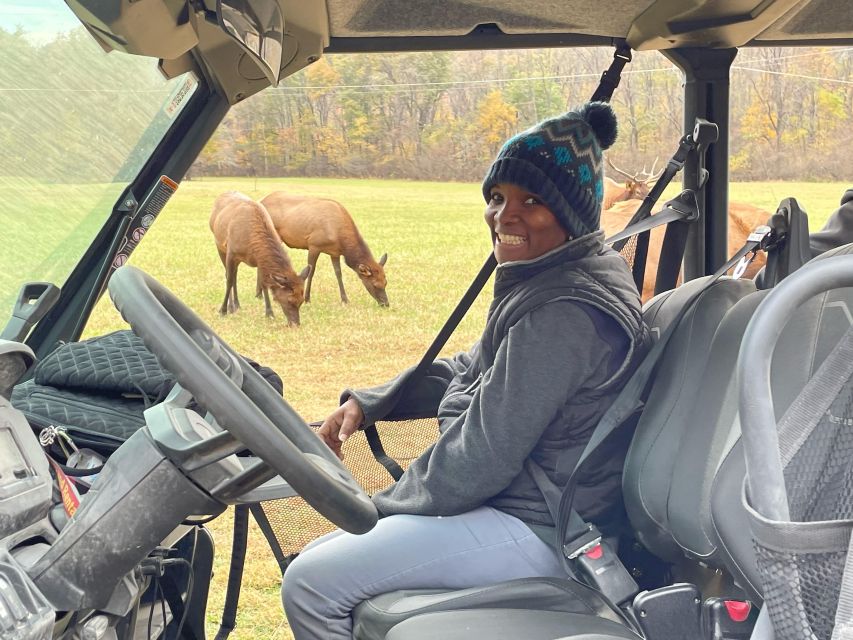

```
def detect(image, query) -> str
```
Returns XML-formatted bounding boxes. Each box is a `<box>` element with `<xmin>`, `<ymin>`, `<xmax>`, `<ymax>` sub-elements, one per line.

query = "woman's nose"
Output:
<box><xmin>494</xmin><ymin>201</ymin><xmax>519</xmax><ymax>223</ymax></box>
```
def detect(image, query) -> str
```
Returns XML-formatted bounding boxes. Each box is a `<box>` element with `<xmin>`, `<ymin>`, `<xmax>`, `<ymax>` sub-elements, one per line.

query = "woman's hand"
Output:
<box><xmin>317</xmin><ymin>398</ymin><xmax>365</xmax><ymax>460</ymax></box>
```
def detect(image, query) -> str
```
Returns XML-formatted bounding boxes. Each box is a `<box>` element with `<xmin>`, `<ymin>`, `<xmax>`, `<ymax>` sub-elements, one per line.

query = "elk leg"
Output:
<box><xmin>255</xmin><ymin>269</ymin><xmax>264</xmax><ymax>299</ymax></box>
<box><xmin>305</xmin><ymin>248</ymin><xmax>320</xmax><ymax>303</ymax></box>
<box><xmin>220</xmin><ymin>255</ymin><xmax>239</xmax><ymax>315</ymax></box>
<box><xmin>232</xmin><ymin>275</ymin><xmax>241</xmax><ymax>311</ymax></box>
<box><xmin>331</xmin><ymin>255</ymin><xmax>348</xmax><ymax>304</ymax></box>
<box><xmin>261</xmin><ymin>274</ymin><xmax>275</xmax><ymax>318</ymax></box>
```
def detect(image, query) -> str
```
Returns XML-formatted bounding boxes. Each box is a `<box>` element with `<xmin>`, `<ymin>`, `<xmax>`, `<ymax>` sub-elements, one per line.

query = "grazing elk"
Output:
<box><xmin>209</xmin><ymin>191</ymin><xmax>310</xmax><ymax>326</ymax></box>
<box><xmin>603</xmin><ymin>198</ymin><xmax>771</xmax><ymax>302</ymax></box>
<box><xmin>602</xmin><ymin>158</ymin><xmax>664</xmax><ymax>210</ymax></box>
<box><xmin>260</xmin><ymin>191</ymin><xmax>389</xmax><ymax>306</ymax></box>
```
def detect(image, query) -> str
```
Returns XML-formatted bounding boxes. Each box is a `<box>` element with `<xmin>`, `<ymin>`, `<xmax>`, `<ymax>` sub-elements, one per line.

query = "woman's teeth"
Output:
<box><xmin>498</xmin><ymin>233</ymin><xmax>525</xmax><ymax>245</ymax></box>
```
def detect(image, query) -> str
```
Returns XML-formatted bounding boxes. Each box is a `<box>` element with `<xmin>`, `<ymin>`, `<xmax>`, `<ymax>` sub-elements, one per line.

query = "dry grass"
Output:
<box><xmin>76</xmin><ymin>177</ymin><xmax>850</xmax><ymax>639</ymax></box>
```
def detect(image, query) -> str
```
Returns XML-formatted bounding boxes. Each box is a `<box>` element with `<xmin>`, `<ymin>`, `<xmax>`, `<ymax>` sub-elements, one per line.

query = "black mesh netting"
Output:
<box><xmin>755</xmin><ymin>544</ymin><xmax>847</xmax><ymax>640</ymax></box>
<box><xmin>750</xmin><ymin>353</ymin><xmax>853</xmax><ymax>640</ymax></box>
<box><xmin>257</xmin><ymin>418</ymin><xmax>439</xmax><ymax>560</ymax></box>
<box><xmin>785</xmin><ymin>386</ymin><xmax>853</xmax><ymax>523</ymax></box>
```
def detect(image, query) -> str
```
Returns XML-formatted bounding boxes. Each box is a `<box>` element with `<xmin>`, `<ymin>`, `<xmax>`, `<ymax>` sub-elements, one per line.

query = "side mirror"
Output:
<box><xmin>216</xmin><ymin>0</ymin><xmax>284</xmax><ymax>86</ymax></box>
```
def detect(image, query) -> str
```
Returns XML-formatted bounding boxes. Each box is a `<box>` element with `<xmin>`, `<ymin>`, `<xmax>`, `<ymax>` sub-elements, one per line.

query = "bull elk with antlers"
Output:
<box><xmin>602</xmin><ymin>157</ymin><xmax>664</xmax><ymax>210</ymax></box>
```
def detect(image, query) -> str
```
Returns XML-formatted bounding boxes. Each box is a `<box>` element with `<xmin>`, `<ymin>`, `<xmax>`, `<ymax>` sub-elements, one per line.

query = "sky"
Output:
<box><xmin>0</xmin><ymin>1</ymin><xmax>82</xmax><ymax>42</ymax></box>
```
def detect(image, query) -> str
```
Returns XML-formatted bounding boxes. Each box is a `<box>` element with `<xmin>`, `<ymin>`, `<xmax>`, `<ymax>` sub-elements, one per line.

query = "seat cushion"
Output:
<box><xmin>353</xmin><ymin>577</ymin><xmax>630</xmax><ymax>640</ymax></box>
<box><xmin>385</xmin><ymin>609</ymin><xmax>640</xmax><ymax>640</ymax></box>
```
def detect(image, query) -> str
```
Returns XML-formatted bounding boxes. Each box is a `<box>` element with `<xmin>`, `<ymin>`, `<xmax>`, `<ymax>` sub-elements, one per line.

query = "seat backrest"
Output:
<box><xmin>621</xmin><ymin>205</ymin><xmax>816</xmax><ymax>571</ymax></box>
<box><xmin>622</xmin><ymin>276</ymin><xmax>757</xmax><ymax>562</ymax></box>
<box><xmin>622</xmin><ymin>240</ymin><xmax>853</xmax><ymax>605</ymax></box>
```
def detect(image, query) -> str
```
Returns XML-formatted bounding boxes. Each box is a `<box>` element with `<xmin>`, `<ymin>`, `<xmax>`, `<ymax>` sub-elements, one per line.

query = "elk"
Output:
<box><xmin>602</xmin><ymin>157</ymin><xmax>664</xmax><ymax>210</ymax></box>
<box><xmin>260</xmin><ymin>191</ymin><xmax>389</xmax><ymax>306</ymax></box>
<box><xmin>209</xmin><ymin>191</ymin><xmax>310</xmax><ymax>326</ymax></box>
<box><xmin>603</xmin><ymin>198</ymin><xmax>771</xmax><ymax>302</ymax></box>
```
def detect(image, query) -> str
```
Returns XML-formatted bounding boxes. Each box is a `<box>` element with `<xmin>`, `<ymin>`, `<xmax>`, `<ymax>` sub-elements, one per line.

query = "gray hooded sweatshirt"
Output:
<box><xmin>345</xmin><ymin>232</ymin><xmax>648</xmax><ymax>535</ymax></box>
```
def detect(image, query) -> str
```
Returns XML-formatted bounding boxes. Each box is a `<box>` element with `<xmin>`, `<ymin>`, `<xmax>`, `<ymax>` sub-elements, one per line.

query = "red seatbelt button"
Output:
<box><xmin>724</xmin><ymin>600</ymin><xmax>751</xmax><ymax>622</ymax></box>
<box><xmin>584</xmin><ymin>544</ymin><xmax>603</xmax><ymax>560</ymax></box>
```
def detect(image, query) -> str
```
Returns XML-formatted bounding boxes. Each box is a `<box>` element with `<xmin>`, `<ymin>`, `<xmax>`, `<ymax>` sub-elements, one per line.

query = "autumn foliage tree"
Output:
<box><xmin>194</xmin><ymin>47</ymin><xmax>853</xmax><ymax>182</ymax></box>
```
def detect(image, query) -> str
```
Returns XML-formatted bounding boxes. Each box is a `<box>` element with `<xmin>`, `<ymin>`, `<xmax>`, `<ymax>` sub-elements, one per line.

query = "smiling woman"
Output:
<box><xmin>282</xmin><ymin>101</ymin><xmax>650</xmax><ymax>640</ymax></box>
<box><xmin>485</xmin><ymin>184</ymin><xmax>569</xmax><ymax>263</ymax></box>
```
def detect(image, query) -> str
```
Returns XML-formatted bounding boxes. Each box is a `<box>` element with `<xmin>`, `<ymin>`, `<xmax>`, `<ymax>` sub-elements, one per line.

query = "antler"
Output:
<box><xmin>637</xmin><ymin>156</ymin><xmax>664</xmax><ymax>183</ymax></box>
<box><xmin>606</xmin><ymin>156</ymin><xmax>636</xmax><ymax>181</ymax></box>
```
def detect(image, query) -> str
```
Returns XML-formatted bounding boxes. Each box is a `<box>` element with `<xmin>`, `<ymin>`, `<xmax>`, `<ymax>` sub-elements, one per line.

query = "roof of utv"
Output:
<box><xmin>67</xmin><ymin>0</ymin><xmax>853</xmax><ymax>106</ymax></box>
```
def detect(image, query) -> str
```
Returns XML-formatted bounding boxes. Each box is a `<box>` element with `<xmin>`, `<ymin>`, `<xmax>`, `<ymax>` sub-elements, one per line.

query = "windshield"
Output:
<box><xmin>0</xmin><ymin>1</ymin><xmax>197</xmax><ymax>316</ymax></box>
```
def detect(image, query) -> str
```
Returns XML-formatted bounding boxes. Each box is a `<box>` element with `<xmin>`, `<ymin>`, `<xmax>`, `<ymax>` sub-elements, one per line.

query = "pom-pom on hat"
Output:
<box><xmin>482</xmin><ymin>101</ymin><xmax>618</xmax><ymax>239</ymax></box>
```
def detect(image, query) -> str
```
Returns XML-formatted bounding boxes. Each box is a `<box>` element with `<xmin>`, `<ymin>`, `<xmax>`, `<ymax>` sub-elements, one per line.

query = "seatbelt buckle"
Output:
<box><xmin>563</xmin><ymin>524</ymin><xmax>603</xmax><ymax>560</ymax></box>
<box><xmin>573</xmin><ymin>540</ymin><xmax>640</xmax><ymax>606</ymax></box>
<box><xmin>747</xmin><ymin>224</ymin><xmax>772</xmax><ymax>246</ymax></box>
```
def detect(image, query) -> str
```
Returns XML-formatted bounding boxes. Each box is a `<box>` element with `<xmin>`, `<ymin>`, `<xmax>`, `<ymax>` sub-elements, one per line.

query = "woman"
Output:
<box><xmin>282</xmin><ymin>101</ymin><xmax>648</xmax><ymax>640</ymax></box>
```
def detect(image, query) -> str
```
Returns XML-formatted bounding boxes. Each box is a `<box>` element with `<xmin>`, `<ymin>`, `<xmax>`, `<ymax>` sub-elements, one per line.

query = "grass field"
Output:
<box><xmin>18</xmin><ymin>177</ymin><xmax>853</xmax><ymax>638</ymax></box>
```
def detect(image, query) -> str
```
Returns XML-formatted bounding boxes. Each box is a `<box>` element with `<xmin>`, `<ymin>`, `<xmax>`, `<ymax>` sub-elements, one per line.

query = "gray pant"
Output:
<box><xmin>281</xmin><ymin>506</ymin><xmax>565</xmax><ymax>640</ymax></box>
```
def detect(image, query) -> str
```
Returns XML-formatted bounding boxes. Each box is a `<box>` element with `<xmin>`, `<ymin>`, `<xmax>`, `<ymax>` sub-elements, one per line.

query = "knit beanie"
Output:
<box><xmin>482</xmin><ymin>101</ymin><xmax>618</xmax><ymax>238</ymax></box>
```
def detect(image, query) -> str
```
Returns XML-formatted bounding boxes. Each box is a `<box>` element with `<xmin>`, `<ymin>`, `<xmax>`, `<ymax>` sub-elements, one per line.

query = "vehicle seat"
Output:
<box><xmin>356</xmin><ymin>214</ymin><xmax>816</xmax><ymax>640</ymax></box>
<box><xmin>352</xmin><ymin>274</ymin><xmax>757</xmax><ymax>640</ymax></box>
<box><xmin>385</xmin><ymin>610</ymin><xmax>641</xmax><ymax>640</ymax></box>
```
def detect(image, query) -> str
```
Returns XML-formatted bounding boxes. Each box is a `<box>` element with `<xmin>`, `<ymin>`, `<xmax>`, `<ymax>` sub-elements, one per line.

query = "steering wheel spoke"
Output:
<box><xmin>210</xmin><ymin>457</ymin><xmax>278</xmax><ymax>503</ymax></box>
<box><xmin>181</xmin><ymin>429</ymin><xmax>245</xmax><ymax>471</ymax></box>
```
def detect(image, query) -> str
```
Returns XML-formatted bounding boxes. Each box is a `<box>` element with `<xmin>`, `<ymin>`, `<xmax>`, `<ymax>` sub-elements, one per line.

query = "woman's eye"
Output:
<box><xmin>524</xmin><ymin>197</ymin><xmax>541</xmax><ymax>205</ymax></box>
<box><xmin>490</xmin><ymin>193</ymin><xmax>504</xmax><ymax>203</ymax></box>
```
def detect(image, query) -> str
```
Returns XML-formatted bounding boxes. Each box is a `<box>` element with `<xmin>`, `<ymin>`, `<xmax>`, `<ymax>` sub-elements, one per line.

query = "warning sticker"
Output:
<box><xmin>47</xmin><ymin>457</ymin><xmax>81</xmax><ymax>517</ymax></box>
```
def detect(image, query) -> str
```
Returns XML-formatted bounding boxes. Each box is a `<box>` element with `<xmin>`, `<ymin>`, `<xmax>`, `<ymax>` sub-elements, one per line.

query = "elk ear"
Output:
<box><xmin>272</xmin><ymin>274</ymin><xmax>290</xmax><ymax>288</ymax></box>
<box><xmin>379</xmin><ymin>253</ymin><xmax>388</xmax><ymax>266</ymax></box>
<box><xmin>299</xmin><ymin>265</ymin><xmax>311</xmax><ymax>281</ymax></box>
<box><xmin>357</xmin><ymin>264</ymin><xmax>372</xmax><ymax>277</ymax></box>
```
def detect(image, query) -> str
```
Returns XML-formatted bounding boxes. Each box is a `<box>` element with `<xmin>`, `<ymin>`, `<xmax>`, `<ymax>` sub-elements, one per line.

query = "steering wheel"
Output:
<box><xmin>108</xmin><ymin>265</ymin><xmax>378</xmax><ymax>534</ymax></box>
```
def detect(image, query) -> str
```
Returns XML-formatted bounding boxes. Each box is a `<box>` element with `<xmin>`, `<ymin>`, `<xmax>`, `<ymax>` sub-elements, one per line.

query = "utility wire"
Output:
<box><xmin>737</xmin><ymin>46</ymin><xmax>853</xmax><ymax>66</ymax></box>
<box><xmin>269</xmin><ymin>67</ymin><xmax>678</xmax><ymax>93</ymax></box>
<box><xmin>732</xmin><ymin>65</ymin><xmax>853</xmax><ymax>85</ymax></box>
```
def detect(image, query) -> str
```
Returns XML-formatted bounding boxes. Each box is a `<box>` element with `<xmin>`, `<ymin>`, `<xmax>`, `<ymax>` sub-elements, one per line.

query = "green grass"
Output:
<box><xmin>11</xmin><ymin>177</ymin><xmax>852</xmax><ymax>639</ymax></box>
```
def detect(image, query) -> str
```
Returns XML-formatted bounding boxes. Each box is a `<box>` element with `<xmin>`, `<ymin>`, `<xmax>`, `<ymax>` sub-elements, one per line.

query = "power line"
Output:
<box><xmin>732</xmin><ymin>65</ymin><xmax>853</xmax><ymax>85</ymax></box>
<box><xmin>270</xmin><ymin>67</ymin><xmax>677</xmax><ymax>93</ymax></box>
<box><xmin>737</xmin><ymin>46</ymin><xmax>853</xmax><ymax>66</ymax></box>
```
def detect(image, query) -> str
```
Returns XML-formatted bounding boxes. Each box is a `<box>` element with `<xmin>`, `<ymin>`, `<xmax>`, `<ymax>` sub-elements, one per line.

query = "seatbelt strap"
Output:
<box><xmin>362</xmin><ymin>254</ymin><xmax>496</xmax><ymax>478</ymax></box>
<box><xmin>249</xmin><ymin>504</ymin><xmax>289</xmax><ymax>574</ymax></box>
<box><xmin>362</xmin><ymin>422</ymin><xmax>405</xmax><ymax>481</ymax></box>
<box><xmin>654</xmin><ymin>190</ymin><xmax>702</xmax><ymax>295</ymax></box>
<box><xmin>557</xmin><ymin>226</ymin><xmax>775</xmax><ymax>562</ymax></box>
<box><xmin>604</xmin><ymin>190</ymin><xmax>699</xmax><ymax>246</ymax></box>
<box><xmin>590</xmin><ymin>43</ymin><xmax>633</xmax><ymax>103</ymax></box>
<box><xmin>214</xmin><ymin>505</ymin><xmax>250</xmax><ymax>640</ymax></box>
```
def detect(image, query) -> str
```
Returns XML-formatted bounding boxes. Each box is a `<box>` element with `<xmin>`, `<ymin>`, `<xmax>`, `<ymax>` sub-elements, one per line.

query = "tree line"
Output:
<box><xmin>194</xmin><ymin>46</ymin><xmax>853</xmax><ymax>183</ymax></box>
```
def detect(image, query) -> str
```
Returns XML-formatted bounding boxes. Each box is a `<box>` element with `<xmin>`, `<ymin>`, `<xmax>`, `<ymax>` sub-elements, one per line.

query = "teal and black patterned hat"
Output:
<box><xmin>482</xmin><ymin>101</ymin><xmax>618</xmax><ymax>238</ymax></box>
